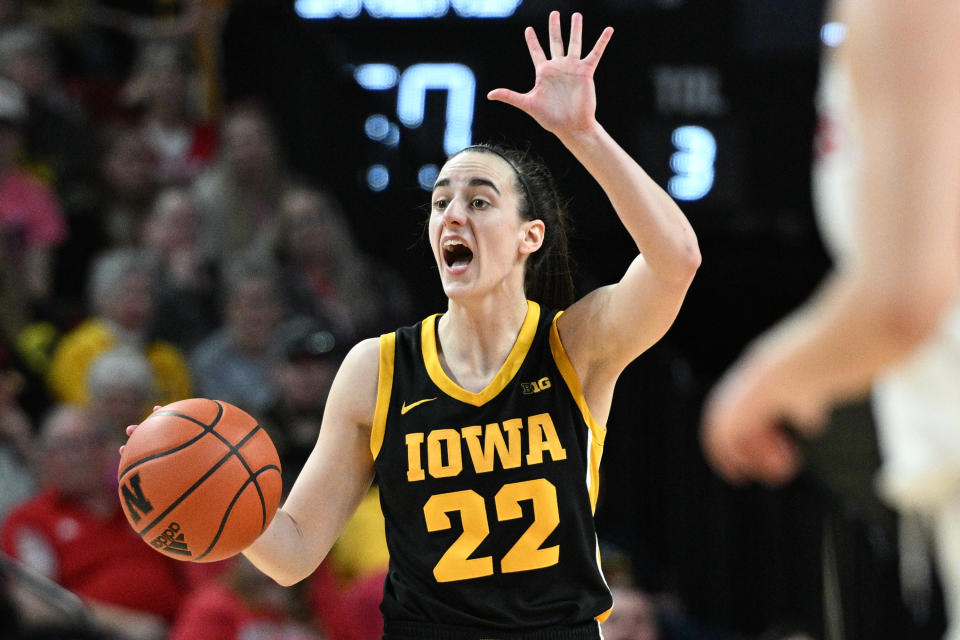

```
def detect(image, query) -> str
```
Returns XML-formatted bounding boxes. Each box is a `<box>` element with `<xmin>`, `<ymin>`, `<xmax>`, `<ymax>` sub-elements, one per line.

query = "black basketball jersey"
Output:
<box><xmin>370</xmin><ymin>300</ymin><xmax>612</xmax><ymax>636</ymax></box>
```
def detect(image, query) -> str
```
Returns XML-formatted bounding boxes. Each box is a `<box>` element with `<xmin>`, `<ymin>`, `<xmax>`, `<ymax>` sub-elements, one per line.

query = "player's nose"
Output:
<box><xmin>442</xmin><ymin>198</ymin><xmax>468</xmax><ymax>226</ymax></box>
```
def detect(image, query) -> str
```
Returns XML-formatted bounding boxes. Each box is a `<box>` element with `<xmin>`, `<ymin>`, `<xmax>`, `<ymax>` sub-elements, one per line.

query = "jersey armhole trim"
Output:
<box><xmin>548</xmin><ymin>312</ymin><xmax>605</xmax><ymax>445</ymax></box>
<box><xmin>370</xmin><ymin>332</ymin><xmax>396</xmax><ymax>461</ymax></box>
<box><xmin>549</xmin><ymin>312</ymin><xmax>607</xmax><ymax>511</ymax></box>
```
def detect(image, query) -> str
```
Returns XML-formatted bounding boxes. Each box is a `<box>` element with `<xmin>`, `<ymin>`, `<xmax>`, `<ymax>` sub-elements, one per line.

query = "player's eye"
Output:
<box><xmin>471</xmin><ymin>198</ymin><xmax>489</xmax><ymax>209</ymax></box>
<box><xmin>432</xmin><ymin>198</ymin><xmax>448</xmax><ymax>211</ymax></box>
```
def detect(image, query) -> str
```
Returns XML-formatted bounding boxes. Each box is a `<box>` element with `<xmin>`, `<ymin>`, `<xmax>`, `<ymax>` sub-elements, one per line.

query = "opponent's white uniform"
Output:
<box><xmin>813</xmin><ymin>46</ymin><xmax>960</xmax><ymax>638</ymax></box>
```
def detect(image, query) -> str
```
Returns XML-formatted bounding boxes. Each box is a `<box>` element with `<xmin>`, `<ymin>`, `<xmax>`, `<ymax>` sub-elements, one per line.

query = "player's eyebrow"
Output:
<box><xmin>433</xmin><ymin>177</ymin><xmax>501</xmax><ymax>195</ymax></box>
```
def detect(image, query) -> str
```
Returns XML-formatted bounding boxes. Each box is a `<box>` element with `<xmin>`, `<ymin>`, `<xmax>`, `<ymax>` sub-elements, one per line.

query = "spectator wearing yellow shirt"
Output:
<box><xmin>47</xmin><ymin>247</ymin><xmax>191</xmax><ymax>407</ymax></box>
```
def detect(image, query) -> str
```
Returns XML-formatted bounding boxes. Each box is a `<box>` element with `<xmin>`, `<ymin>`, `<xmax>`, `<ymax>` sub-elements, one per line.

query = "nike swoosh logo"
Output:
<box><xmin>401</xmin><ymin>397</ymin><xmax>437</xmax><ymax>415</ymax></box>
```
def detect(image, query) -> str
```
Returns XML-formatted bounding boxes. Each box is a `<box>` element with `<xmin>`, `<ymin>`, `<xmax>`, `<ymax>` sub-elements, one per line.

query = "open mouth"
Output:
<box><xmin>443</xmin><ymin>239</ymin><xmax>474</xmax><ymax>269</ymax></box>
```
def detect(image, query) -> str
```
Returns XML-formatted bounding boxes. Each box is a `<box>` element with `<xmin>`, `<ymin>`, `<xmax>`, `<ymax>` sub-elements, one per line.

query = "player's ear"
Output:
<box><xmin>519</xmin><ymin>219</ymin><xmax>545</xmax><ymax>256</ymax></box>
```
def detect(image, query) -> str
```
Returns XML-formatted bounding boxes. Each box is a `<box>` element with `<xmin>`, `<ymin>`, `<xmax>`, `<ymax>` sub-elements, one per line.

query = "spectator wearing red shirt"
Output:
<box><xmin>1</xmin><ymin>404</ymin><xmax>189</xmax><ymax>640</ymax></box>
<box><xmin>168</xmin><ymin>555</ymin><xmax>322</xmax><ymax>640</ymax></box>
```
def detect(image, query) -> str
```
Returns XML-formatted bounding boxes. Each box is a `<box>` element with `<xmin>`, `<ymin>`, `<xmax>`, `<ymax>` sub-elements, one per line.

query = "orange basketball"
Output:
<box><xmin>117</xmin><ymin>398</ymin><xmax>282</xmax><ymax>562</ymax></box>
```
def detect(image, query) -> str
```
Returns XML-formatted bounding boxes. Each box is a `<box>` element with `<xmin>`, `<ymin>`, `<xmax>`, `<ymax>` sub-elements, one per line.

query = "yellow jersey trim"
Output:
<box><xmin>370</xmin><ymin>332</ymin><xmax>396</xmax><ymax>460</ymax></box>
<box><xmin>421</xmin><ymin>300</ymin><xmax>541</xmax><ymax>407</ymax></box>
<box><xmin>548</xmin><ymin>312</ymin><xmax>606</xmax><ymax>512</ymax></box>
<box><xmin>594</xmin><ymin>544</ymin><xmax>613</xmax><ymax>623</ymax></box>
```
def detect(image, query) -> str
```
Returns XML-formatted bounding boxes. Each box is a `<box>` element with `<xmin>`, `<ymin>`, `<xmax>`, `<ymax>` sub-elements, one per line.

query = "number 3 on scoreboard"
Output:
<box><xmin>423</xmin><ymin>478</ymin><xmax>560</xmax><ymax>583</ymax></box>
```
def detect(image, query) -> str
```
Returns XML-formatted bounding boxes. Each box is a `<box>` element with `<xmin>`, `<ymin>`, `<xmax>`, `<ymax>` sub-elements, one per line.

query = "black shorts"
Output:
<box><xmin>383</xmin><ymin>620</ymin><xmax>602</xmax><ymax>640</ymax></box>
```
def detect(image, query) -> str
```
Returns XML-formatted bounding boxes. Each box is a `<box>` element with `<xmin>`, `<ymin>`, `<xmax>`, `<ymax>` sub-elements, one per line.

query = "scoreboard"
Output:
<box><xmin>222</xmin><ymin>0</ymin><xmax>823</xmax><ymax>288</ymax></box>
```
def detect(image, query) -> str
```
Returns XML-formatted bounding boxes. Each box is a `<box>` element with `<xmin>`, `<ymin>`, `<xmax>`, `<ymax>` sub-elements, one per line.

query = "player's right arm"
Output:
<box><xmin>242</xmin><ymin>337</ymin><xmax>380</xmax><ymax>586</ymax></box>
<box><xmin>701</xmin><ymin>2</ymin><xmax>960</xmax><ymax>485</ymax></box>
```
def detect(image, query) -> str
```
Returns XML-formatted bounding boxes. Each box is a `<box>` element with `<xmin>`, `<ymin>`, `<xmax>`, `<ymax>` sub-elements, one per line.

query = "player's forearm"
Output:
<box><xmin>242</xmin><ymin>508</ymin><xmax>327</xmax><ymax>586</ymax></box>
<box><xmin>762</xmin><ymin>2</ymin><xmax>960</xmax><ymax>403</ymax></box>
<box><xmin>746</xmin><ymin>269</ymin><xmax>955</xmax><ymax>416</ymax></box>
<box><xmin>558</xmin><ymin>122</ymin><xmax>700</xmax><ymax>281</ymax></box>
<box><xmin>244</xmin><ymin>342</ymin><xmax>379</xmax><ymax>586</ymax></box>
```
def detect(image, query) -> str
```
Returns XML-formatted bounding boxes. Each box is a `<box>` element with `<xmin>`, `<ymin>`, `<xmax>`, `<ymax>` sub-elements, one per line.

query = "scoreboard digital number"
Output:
<box><xmin>291</xmin><ymin>0</ymin><xmax>739</xmax><ymax>209</ymax></box>
<box><xmin>294</xmin><ymin>0</ymin><xmax>524</xmax><ymax>19</ymax></box>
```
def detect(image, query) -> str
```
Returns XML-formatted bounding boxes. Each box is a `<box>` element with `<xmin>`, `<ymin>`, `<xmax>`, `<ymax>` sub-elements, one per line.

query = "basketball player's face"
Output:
<box><xmin>429</xmin><ymin>152</ymin><xmax>541</xmax><ymax>299</ymax></box>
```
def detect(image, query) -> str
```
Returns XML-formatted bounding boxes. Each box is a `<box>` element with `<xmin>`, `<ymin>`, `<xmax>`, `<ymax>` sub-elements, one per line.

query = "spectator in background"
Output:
<box><xmin>83</xmin><ymin>0</ymin><xmax>227</xmax><ymax>126</ymax></box>
<box><xmin>190</xmin><ymin>254</ymin><xmax>284</xmax><ymax>417</ymax></box>
<box><xmin>46</xmin><ymin>247</ymin><xmax>191</xmax><ymax>407</ymax></box>
<box><xmin>0</xmin><ymin>24</ymin><xmax>98</xmax><ymax>214</ymax></box>
<box><xmin>87</xmin><ymin>0</ymin><xmax>208</xmax><ymax>57</ymax></box>
<box><xmin>602</xmin><ymin>584</ymin><xmax>661</xmax><ymax>640</ymax></box>
<box><xmin>0</xmin><ymin>344</ymin><xmax>35</xmax><ymax>522</ymax></box>
<box><xmin>96</xmin><ymin>127</ymin><xmax>156</xmax><ymax>247</ymax></box>
<box><xmin>0</xmin><ymin>326</ymin><xmax>49</xmax><ymax>424</ymax></box>
<box><xmin>121</xmin><ymin>39</ymin><xmax>217</xmax><ymax>187</ymax></box>
<box><xmin>192</xmin><ymin>102</ymin><xmax>297</xmax><ymax>266</ymax></box>
<box><xmin>598</xmin><ymin>545</ymin><xmax>662</xmax><ymax>640</ymax></box>
<box><xmin>0</xmin><ymin>76</ymin><xmax>67</xmax><ymax>337</ymax></box>
<box><xmin>167</xmin><ymin>555</ymin><xmax>321</xmax><ymax>640</ymax></box>
<box><xmin>307</xmin><ymin>485</ymin><xmax>388</xmax><ymax>640</ymax></box>
<box><xmin>49</xmin><ymin>125</ymin><xmax>157</xmax><ymax>312</ymax></box>
<box><xmin>262</xmin><ymin>317</ymin><xmax>341</xmax><ymax>486</ymax></box>
<box><xmin>143</xmin><ymin>186</ymin><xmax>218</xmax><ymax>352</ymax></box>
<box><xmin>597</xmin><ymin>543</ymin><xmax>741</xmax><ymax>640</ymax></box>
<box><xmin>274</xmin><ymin>185</ymin><xmax>412</xmax><ymax>341</ymax></box>
<box><xmin>262</xmin><ymin>318</ymin><xmax>387</xmax><ymax>640</ymax></box>
<box><xmin>0</xmin><ymin>0</ymin><xmax>20</xmax><ymax>28</ymax></box>
<box><xmin>86</xmin><ymin>345</ymin><xmax>155</xmax><ymax>444</ymax></box>
<box><xmin>1</xmin><ymin>404</ymin><xmax>189</xmax><ymax>640</ymax></box>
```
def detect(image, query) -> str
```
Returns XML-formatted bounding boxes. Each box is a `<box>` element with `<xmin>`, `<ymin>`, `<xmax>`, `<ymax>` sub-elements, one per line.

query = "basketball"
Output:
<box><xmin>117</xmin><ymin>398</ymin><xmax>282</xmax><ymax>562</ymax></box>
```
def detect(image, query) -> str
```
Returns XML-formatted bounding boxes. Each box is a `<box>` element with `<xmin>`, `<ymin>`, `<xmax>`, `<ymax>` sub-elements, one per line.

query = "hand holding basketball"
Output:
<box><xmin>117</xmin><ymin>398</ymin><xmax>282</xmax><ymax>562</ymax></box>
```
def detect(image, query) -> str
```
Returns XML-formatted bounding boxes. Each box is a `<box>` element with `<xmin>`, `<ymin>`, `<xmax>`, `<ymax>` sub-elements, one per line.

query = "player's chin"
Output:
<box><xmin>441</xmin><ymin>280</ymin><xmax>475</xmax><ymax>301</ymax></box>
<box><xmin>439</xmin><ymin>270</ymin><xmax>476</xmax><ymax>295</ymax></box>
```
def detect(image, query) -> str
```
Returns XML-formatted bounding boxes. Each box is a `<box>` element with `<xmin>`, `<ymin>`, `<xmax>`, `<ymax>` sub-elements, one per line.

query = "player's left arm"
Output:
<box><xmin>489</xmin><ymin>12</ymin><xmax>700</xmax><ymax>393</ymax></box>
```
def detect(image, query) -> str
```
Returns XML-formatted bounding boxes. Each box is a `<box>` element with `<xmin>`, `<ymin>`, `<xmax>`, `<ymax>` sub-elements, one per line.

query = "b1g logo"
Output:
<box><xmin>521</xmin><ymin>377</ymin><xmax>551</xmax><ymax>395</ymax></box>
<box><xmin>150</xmin><ymin>522</ymin><xmax>191</xmax><ymax>557</ymax></box>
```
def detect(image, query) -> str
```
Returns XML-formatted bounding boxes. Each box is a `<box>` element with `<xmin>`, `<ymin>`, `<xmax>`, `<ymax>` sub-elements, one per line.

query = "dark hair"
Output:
<box><xmin>455</xmin><ymin>143</ymin><xmax>575</xmax><ymax>310</ymax></box>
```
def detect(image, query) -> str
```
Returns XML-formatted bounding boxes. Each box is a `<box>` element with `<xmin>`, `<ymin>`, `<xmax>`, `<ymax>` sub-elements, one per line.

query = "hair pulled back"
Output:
<box><xmin>456</xmin><ymin>143</ymin><xmax>575</xmax><ymax>310</ymax></box>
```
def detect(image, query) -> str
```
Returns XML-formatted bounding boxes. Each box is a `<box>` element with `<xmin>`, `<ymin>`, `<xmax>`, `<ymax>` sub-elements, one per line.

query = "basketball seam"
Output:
<box><xmin>117</xmin><ymin>402</ymin><xmax>224</xmax><ymax>481</ymax></box>
<box><xmin>206</xmin><ymin>415</ymin><xmax>270</xmax><ymax>534</ymax></box>
<box><xmin>194</xmin><ymin>464</ymin><xmax>281</xmax><ymax>561</ymax></box>
<box><xmin>135</xmin><ymin>417</ymin><xmax>265</xmax><ymax>537</ymax></box>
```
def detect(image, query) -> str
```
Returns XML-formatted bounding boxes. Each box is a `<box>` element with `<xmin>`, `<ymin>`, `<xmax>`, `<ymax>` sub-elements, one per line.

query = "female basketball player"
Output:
<box><xmin>130</xmin><ymin>11</ymin><xmax>700</xmax><ymax>638</ymax></box>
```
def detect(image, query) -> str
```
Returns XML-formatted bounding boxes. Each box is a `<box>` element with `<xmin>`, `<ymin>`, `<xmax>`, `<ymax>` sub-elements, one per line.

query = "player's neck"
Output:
<box><xmin>438</xmin><ymin>294</ymin><xmax>529</xmax><ymax>386</ymax></box>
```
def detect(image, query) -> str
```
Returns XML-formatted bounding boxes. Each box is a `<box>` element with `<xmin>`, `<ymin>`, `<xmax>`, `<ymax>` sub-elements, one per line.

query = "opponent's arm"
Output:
<box><xmin>242</xmin><ymin>338</ymin><xmax>379</xmax><ymax>585</ymax></box>
<box><xmin>489</xmin><ymin>12</ymin><xmax>700</xmax><ymax>392</ymax></box>
<box><xmin>702</xmin><ymin>2</ymin><xmax>960</xmax><ymax>485</ymax></box>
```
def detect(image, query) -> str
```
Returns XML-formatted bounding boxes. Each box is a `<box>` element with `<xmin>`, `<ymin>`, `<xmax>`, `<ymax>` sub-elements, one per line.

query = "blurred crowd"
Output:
<box><xmin>0</xmin><ymin>3</ymin><xmax>828</xmax><ymax>640</ymax></box>
<box><xmin>0</xmin><ymin>1</ymin><xmax>412</xmax><ymax>639</ymax></box>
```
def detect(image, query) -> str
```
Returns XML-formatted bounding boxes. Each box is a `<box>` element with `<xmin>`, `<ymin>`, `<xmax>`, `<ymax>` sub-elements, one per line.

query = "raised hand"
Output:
<box><xmin>700</xmin><ymin>348</ymin><xmax>829</xmax><ymax>487</ymax></box>
<box><xmin>700</xmin><ymin>367</ymin><xmax>804</xmax><ymax>487</ymax></box>
<box><xmin>487</xmin><ymin>11</ymin><xmax>614</xmax><ymax>137</ymax></box>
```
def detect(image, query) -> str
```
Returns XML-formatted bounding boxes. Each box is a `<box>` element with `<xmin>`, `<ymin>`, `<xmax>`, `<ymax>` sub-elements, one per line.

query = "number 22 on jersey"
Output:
<box><xmin>423</xmin><ymin>478</ymin><xmax>560</xmax><ymax>583</ymax></box>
